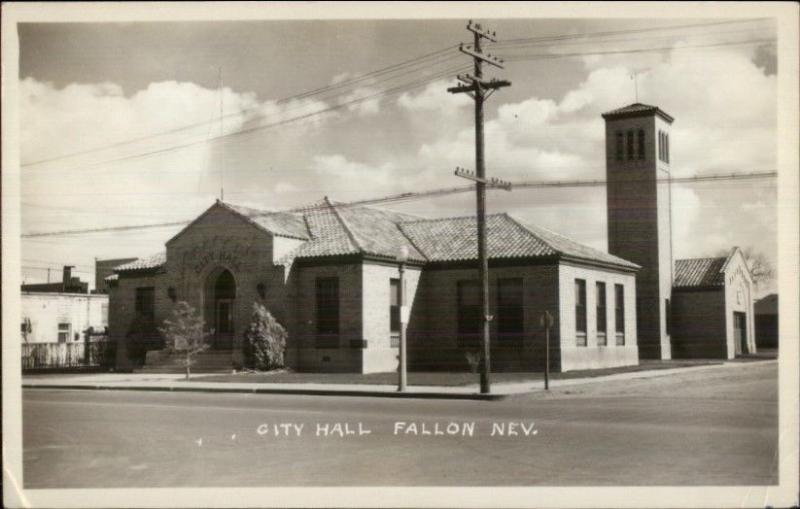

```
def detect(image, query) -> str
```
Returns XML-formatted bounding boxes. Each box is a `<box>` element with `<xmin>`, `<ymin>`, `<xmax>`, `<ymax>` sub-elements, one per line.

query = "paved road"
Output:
<box><xmin>22</xmin><ymin>362</ymin><xmax>778</xmax><ymax>488</ymax></box>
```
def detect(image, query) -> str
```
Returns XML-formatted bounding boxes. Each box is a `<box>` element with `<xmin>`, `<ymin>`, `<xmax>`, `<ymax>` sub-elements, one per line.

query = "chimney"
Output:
<box><xmin>62</xmin><ymin>265</ymin><xmax>74</xmax><ymax>289</ymax></box>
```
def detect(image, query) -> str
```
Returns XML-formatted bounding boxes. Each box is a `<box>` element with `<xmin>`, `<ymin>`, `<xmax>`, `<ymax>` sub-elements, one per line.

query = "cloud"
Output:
<box><xmin>311</xmin><ymin>154</ymin><xmax>396</xmax><ymax>192</ymax></box>
<box><xmin>340</xmin><ymin>87</ymin><xmax>381</xmax><ymax>116</ymax></box>
<box><xmin>397</xmin><ymin>79</ymin><xmax>471</xmax><ymax>113</ymax></box>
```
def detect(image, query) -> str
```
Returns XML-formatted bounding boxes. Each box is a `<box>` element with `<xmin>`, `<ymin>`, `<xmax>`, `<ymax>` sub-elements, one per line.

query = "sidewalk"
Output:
<box><xmin>22</xmin><ymin>359</ymin><xmax>775</xmax><ymax>400</ymax></box>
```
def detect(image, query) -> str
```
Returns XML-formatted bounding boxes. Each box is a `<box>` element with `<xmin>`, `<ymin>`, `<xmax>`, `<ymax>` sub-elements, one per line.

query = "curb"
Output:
<box><xmin>21</xmin><ymin>383</ymin><xmax>508</xmax><ymax>401</ymax></box>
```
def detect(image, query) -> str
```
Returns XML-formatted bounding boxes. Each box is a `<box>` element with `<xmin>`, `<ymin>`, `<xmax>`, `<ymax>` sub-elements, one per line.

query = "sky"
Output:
<box><xmin>16</xmin><ymin>15</ymin><xmax>779</xmax><ymax>295</ymax></box>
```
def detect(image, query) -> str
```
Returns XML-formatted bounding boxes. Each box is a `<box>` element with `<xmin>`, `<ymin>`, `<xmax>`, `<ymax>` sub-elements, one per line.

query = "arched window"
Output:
<box><xmin>615</xmin><ymin>132</ymin><xmax>624</xmax><ymax>161</ymax></box>
<box><xmin>637</xmin><ymin>129</ymin><xmax>645</xmax><ymax>160</ymax></box>
<box><xmin>626</xmin><ymin>130</ymin><xmax>634</xmax><ymax>160</ymax></box>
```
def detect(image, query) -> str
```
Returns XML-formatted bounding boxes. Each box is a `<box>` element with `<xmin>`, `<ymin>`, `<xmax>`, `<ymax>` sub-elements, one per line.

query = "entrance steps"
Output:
<box><xmin>137</xmin><ymin>349</ymin><xmax>235</xmax><ymax>374</ymax></box>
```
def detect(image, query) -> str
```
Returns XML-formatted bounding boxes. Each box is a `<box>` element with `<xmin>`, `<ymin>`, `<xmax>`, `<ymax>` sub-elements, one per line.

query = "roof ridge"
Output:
<box><xmin>325</xmin><ymin>197</ymin><xmax>363</xmax><ymax>254</ymax></box>
<box><xmin>398</xmin><ymin>212</ymin><xmax>506</xmax><ymax>226</ymax></box>
<box><xmin>395</xmin><ymin>223</ymin><xmax>429</xmax><ymax>262</ymax></box>
<box><xmin>675</xmin><ymin>255</ymin><xmax>726</xmax><ymax>263</ymax></box>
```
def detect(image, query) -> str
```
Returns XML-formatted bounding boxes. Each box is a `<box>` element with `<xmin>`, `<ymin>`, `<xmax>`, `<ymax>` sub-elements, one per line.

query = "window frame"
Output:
<box><xmin>57</xmin><ymin>322</ymin><xmax>71</xmax><ymax>343</ymax></box>
<box><xmin>134</xmin><ymin>287</ymin><xmax>155</xmax><ymax>323</ymax></box>
<box><xmin>457</xmin><ymin>280</ymin><xmax>481</xmax><ymax>348</ymax></box>
<box><xmin>315</xmin><ymin>277</ymin><xmax>340</xmax><ymax>347</ymax></box>
<box><xmin>637</xmin><ymin>129</ymin><xmax>645</xmax><ymax>160</ymax></box>
<box><xmin>626</xmin><ymin>130</ymin><xmax>635</xmax><ymax>160</ymax></box>
<box><xmin>389</xmin><ymin>278</ymin><xmax>400</xmax><ymax>347</ymax></box>
<box><xmin>615</xmin><ymin>131</ymin><xmax>624</xmax><ymax>161</ymax></box>
<box><xmin>575</xmin><ymin>279</ymin><xmax>587</xmax><ymax>346</ymax></box>
<box><xmin>497</xmin><ymin>278</ymin><xmax>524</xmax><ymax>345</ymax></box>
<box><xmin>596</xmin><ymin>282</ymin><xmax>607</xmax><ymax>346</ymax></box>
<box><xmin>615</xmin><ymin>284</ymin><xmax>625</xmax><ymax>345</ymax></box>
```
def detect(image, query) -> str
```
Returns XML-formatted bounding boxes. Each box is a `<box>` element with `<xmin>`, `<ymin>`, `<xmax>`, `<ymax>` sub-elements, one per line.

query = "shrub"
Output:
<box><xmin>243</xmin><ymin>303</ymin><xmax>287</xmax><ymax>371</ymax></box>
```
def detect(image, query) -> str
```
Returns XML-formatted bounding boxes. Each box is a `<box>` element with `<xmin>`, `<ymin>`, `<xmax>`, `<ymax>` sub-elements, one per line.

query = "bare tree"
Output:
<box><xmin>158</xmin><ymin>301</ymin><xmax>211</xmax><ymax>380</ymax></box>
<box><xmin>714</xmin><ymin>247</ymin><xmax>776</xmax><ymax>288</ymax></box>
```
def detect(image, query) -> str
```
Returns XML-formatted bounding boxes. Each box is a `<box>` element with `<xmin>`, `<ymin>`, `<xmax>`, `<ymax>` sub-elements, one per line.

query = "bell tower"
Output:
<box><xmin>602</xmin><ymin>103</ymin><xmax>674</xmax><ymax>360</ymax></box>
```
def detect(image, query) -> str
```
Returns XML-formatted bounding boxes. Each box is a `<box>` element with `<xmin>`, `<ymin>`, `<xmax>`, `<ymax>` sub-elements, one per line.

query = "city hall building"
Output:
<box><xmin>108</xmin><ymin>102</ymin><xmax>754</xmax><ymax>373</ymax></box>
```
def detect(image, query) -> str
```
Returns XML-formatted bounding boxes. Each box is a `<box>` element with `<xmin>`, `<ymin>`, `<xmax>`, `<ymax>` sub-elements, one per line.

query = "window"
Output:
<box><xmin>596</xmin><ymin>282</ymin><xmax>607</xmax><ymax>346</ymax></box>
<box><xmin>316</xmin><ymin>277</ymin><xmax>339</xmax><ymax>336</ymax></box>
<box><xmin>57</xmin><ymin>323</ymin><xmax>71</xmax><ymax>343</ymax></box>
<box><xmin>390</xmin><ymin>278</ymin><xmax>400</xmax><ymax>343</ymax></box>
<box><xmin>575</xmin><ymin>279</ymin><xmax>587</xmax><ymax>346</ymax></box>
<box><xmin>626</xmin><ymin>130</ymin><xmax>635</xmax><ymax>160</ymax></box>
<box><xmin>665</xmin><ymin>133</ymin><xmax>670</xmax><ymax>163</ymax></box>
<box><xmin>101</xmin><ymin>303</ymin><xmax>109</xmax><ymax>326</ymax></box>
<box><xmin>665</xmin><ymin>298</ymin><xmax>671</xmax><ymax>336</ymax></box>
<box><xmin>134</xmin><ymin>287</ymin><xmax>155</xmax><ymax>323</ymax></box>
<box><xmin>497</xmin><ymin>278</ymin><xmax>524</xmax><ymax>342</ymax></box>
<box><xmin>615</xmin><ymin>131</ymin><xmax>624</xmax><ymax>161</ymax></box>
<box><xmin>615</xmin><ymin>284</ymin><xmax>625</xmax><ymax>345</ymax></box>
<box><xmin>637</xmin><ymin>129</ymin><xmax>645</xmax><ymax>160</ymax></box>
<box><xmin>658</xmin><ymin>131</ymin><xmax>664</xmax><ymax>162</ymax></box>
<box><xmin>458</xmin><ymin>280</ymin><xmax>481</xmax><ymax>348</ymax></box>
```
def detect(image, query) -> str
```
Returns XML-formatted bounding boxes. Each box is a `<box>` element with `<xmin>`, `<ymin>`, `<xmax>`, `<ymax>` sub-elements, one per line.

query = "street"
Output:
<box><xmin>22</xmin><ymin>361</ymin><xmax>778</xmax><ymax>488</ymax></box>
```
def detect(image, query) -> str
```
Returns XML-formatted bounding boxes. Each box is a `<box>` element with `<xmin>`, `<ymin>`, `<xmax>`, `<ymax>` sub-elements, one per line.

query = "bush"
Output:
<box><xmin>243</xmin><ymin>303</ymin><xmax>287</xmax><ymax>371</ymax></box>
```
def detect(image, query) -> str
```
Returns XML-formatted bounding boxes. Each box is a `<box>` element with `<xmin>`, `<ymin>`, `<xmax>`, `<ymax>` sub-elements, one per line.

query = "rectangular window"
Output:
<box><xmin>615</xmin><ymin>284</ymin><xmax>625</xmax><ymax>345</ymax></box>
<box><xmin>134</xmin><ymin>287</ymin><xmax>155</xmax><ymax>323</ymax></box>
<box><xmin>390</xmin><ymin>278</ymin><xmax>400</xmax><ymax>334</ymax></box>
<box><xmin>596</xmin><ymin>282</ymin><xmax>607</xmax><ymax>346</ymax></box>
<box><xmin>615</xmin><ymin>132</ymin><xmax>624</xmax><ymax>161</ymax></box>
<box><xmin>626</xmin><ymin>130</ymin><xmax>635</xmax><ymax>160</ymax></box>
<box><xmin>665</xmin><ymin>298</ymin><xmax>671</xmax><ymax>336</ymax></box>
<box><xmin>458</xmin><ymin>280</ymin><xmax>481</xmax><ymax>348</ymax></box>
<box><xmin>57</xmin><ymin>323</ymin><xmax>71</xmax><ymax>343</ymax></box>
<box><xmin>575</xmin><ymin>279</ymin><xmax>587</xmax><ymax>346</ymax></box>
<box><xmin>497</xmin><ymin>278</ymin><xmax>524</xmax><ymax>342</ymax></box>
<box><xmin>316</xmin><ymin>277</ymin><xmax>339</xmax><ymax>337</ymax></box>
<box><xmin>665</xmin><ymin>133</ymin><xmax>670</xmax><ymax>163</ymax></box>
<box><xmin>637</xmin><ymin>130</ymin><xmax>646</xmax><ymax>160</ymax></box>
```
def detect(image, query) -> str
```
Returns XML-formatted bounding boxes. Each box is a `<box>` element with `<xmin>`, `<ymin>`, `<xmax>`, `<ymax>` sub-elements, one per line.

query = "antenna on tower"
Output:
<box><xmin>218</xmin><ymin>66</ymin><xmax>224</xmax><ymax>201</ymax></box>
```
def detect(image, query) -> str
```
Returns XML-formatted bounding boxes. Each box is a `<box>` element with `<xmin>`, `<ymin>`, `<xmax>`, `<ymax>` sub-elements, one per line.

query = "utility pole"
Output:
<box><xmin>448</xmin><ymin>21</ymin><xmax>511</xmax><ymax>394</ymax></box>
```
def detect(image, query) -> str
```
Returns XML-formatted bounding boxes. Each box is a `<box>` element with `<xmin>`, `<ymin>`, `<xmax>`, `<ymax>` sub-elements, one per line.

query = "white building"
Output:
<box><xmin>21</xmin><ymin>292</ymin><xmax>108</xmax><ymax>344</ymax></box>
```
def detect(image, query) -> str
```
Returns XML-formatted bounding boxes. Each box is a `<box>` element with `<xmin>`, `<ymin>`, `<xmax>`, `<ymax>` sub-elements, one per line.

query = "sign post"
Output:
<box><xmin>539</xmin><ymin>310</ymin><xmax>554</xmax><ymax>390</ymax></box>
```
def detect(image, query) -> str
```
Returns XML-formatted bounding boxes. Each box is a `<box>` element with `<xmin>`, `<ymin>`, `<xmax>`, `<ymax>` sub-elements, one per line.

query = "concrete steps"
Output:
<box><xmin>138</xmin><ymin>349</ymin><xmax>235</xmax><ymax>374</ymax></box>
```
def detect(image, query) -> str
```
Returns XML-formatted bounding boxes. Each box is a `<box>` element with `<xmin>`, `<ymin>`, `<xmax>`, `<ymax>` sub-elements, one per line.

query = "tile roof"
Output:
<box><xmin>221</xmin><ymin>202</ymin><xmax>310</xmax><ymax>240</ymax></box>
<box><xmin>399</xmin><ymin>213</ymin><xmax>639</xmax><ymax>268</ymax></box>
<box><xmin>115</xmin><ymin>252</ymin><xmax>166</xmax><ymax>273</ymax></box>
<box><xmin>673</xmin><ymin>256</ymin><xmax>727</xmax><ymax>288</ymax></box>
<box><xmin>121</xmin><ymin>199</ymin><xmax>640</xmax><ymax>272</ymax></box>
<box><xmin>601</xmin><ymin>102</ymin><xmax>674</xmax><ymax>123</ymax></box>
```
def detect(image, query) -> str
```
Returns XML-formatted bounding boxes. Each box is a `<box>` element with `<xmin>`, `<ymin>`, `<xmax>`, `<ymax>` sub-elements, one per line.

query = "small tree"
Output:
<box><xmin>158</xmin><ymin>301</ymin><xmax>210</xmax><ymax>380</ymax></box>
<box><xmin>243</xmin><ymin>303</ymin><xmax>287</xmax><ymax>371</ymax></box>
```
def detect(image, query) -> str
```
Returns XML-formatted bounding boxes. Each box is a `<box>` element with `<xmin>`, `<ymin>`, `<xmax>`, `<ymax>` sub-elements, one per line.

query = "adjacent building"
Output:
<box><xmin>755</xmin><ymin>294</ymin><xmax>778</xmax><ymax>349</ymax></box>
<box><xmin>671</xmin><ymin>248</ymin><xmax>756</xmax><ymax>359</ymax></box>
<box><xmin>21</xmin><ymin>266</ymin><xmax>109</xmax><ymax>344</ymax></box>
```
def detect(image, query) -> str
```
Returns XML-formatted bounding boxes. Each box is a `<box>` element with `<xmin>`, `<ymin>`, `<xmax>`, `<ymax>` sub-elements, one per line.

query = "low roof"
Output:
<box><xmin>118</xmin><ymin>199</ymin><xmax>640</xmax><ymax>273</ymax></box>
<box><xmin>755</xmin><ymin>294</ymin><xmax>778</xmax><ymax>315</ymax></box>
<box><xmin>601</xmin><ymin>102</ymin><xmax>674</xmax><ymax>123</ymax></box>
<box><xmin>674</xmin><ymin>248</ymin><xmax>744</xmax><ymax>288</ymax></box>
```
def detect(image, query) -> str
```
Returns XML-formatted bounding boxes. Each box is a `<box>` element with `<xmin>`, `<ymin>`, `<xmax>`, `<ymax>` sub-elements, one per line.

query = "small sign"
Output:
<box><xmin>539</xmin><ymin>310</ymin><xmax>554</xmax><ymax>329</ymax></box>
<box><xmin>400</xmin><ymin>305</ymin><xmax>410</xmax><ymax>324</ymax></box>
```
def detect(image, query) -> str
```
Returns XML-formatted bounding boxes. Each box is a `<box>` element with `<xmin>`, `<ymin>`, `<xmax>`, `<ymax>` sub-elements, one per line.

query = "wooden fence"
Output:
<box><xmin>22</xmin><ymin>338</ymin><xmax>116</xmax><ymax>370</ymax></box>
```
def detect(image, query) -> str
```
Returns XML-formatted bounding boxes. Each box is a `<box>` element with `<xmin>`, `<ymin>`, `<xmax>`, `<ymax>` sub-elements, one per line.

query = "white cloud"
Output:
<box><xmin>341</xmin><ymin>87</ymin><xmax>381</xmax><ymax>116</ymax></box>
<box><xmin>397</xmin><ymin>80</ymin><xmax>471</xmax><ymax>113</ymax></box>
<box><xmin>311</xmin><ymin>154</ymin><xmax>396</xmax><ymax>192</ymax></box>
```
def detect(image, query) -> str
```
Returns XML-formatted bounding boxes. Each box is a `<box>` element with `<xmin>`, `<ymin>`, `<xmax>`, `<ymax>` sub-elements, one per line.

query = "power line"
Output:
<box><xmin>20</xmin><ymin>62</ymin><xmax>471</xmax><ymax>178</ymax></box>
<box><xmin>21</xmin><ymin>46</ymin><xmax>461</xmax><ymax>169</ymax></box>
<box><xmin>20</xmin><ymin>171</ymin><xmax>777</xmax><ymax>238</ymax></box>
<box><xmin>19</xmin><ymin>19</ymin><xmax>772</xmax><ymax>171</ymax></box>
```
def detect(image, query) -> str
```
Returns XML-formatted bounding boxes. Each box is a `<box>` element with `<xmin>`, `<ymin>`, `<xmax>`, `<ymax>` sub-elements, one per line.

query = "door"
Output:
<box><xmin>734</xmin><ymin>312</ymin><xmax>748</xmax><ymax>355</ymax></box>
<box><xmin>215</xmin><ymin>299</ymin><xmax>234</xmax><ymax>349</ymax></box>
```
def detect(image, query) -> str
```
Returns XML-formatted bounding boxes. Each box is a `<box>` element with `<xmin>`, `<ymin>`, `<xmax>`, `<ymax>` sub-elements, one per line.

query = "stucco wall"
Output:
<box><xmin>360</xmin><ymin>262</ymin><xmax>422</xmax><ymax>374</ymax></box>
<box><xmin>723</xmin><ymin>251</ymin><xmax>756</xmax><ymax>356</ymax></box>
<box><xmin>557</xmin><ymin>262</ymin><xmax>639</xmax><ymax>371</ymax></box>
<box><xmin>21</xmin><ymin>293</ymin><xmax>108</xmax><ymax>343</ymax></box>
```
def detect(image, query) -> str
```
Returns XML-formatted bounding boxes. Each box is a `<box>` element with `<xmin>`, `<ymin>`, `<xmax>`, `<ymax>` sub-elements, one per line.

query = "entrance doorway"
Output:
<box><xmin>208</xmin><ymin>269</ymin><xmax>236</xmax><ymax>349</ymax></box>
<box><xmin>733</xmin><ymin>311</ymin><xmax>748</xmax><ymax>355</ymax></box>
